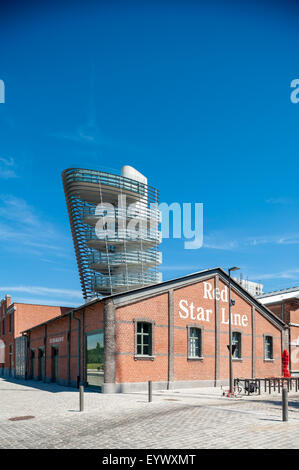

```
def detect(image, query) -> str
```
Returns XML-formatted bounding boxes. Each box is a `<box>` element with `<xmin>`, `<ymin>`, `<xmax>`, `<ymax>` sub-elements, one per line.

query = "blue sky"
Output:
<box><xmin>0</xmin><ymin>0</ymin><xmax>299</xmax><ymax>306</ymax></box>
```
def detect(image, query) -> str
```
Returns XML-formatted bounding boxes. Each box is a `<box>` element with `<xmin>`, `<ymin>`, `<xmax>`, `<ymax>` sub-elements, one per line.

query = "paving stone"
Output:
<box><xmin>1</xmin><ymin>377</ymin><xmax>299</xmax><ymax>449</ymax></box>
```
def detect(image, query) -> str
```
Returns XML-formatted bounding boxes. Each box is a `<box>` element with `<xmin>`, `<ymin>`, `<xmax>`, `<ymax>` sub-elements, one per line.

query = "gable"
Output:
<box><xmin>111</xmin><ymin>269</ymin><xmax>284</xmax><ymax>331</ymax></box>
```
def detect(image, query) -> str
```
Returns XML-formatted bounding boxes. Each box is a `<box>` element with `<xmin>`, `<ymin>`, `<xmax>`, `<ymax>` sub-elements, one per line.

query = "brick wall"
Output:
<box><xmin>115</xmin><ymin>293</ymin><xmax>169</xmax><ymax>384</ymax></box>
<box><xmin>114</xmin><ymin>276</ymin><xmax>283</xmax><ymax>386</ymax></box>
<box><xmin>0</xmin><ymin>297</ymin><xmax>71</xmax><ymax>377</ymax></box>
<box><xmin>27</xmin><ymin>303</ymin><xmax>104</xmax><ymax>386</ymax></box>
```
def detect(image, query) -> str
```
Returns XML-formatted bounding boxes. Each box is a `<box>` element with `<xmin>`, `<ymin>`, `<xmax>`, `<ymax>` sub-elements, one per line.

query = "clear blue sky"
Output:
<box><xmin>0</xmin><ymin>0</ymin><xmax>299</xmax><ymax>306</ymax></box>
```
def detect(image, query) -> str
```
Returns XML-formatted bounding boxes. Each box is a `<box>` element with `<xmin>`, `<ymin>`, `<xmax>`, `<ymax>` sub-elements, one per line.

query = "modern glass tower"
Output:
<box><xmin>62</xmin><ymin>166</ymin><xmax>162</xmax><ymax>299</ymax></box>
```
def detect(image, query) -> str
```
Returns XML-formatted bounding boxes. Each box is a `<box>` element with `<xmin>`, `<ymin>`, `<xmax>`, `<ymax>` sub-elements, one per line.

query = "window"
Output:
<box><xmin>188</xmin><ymin>327</ymin><xmax>202</xmax><ymax>358</ymax></box>
<box><xmin>232</xmin><ymin>332</ymin><xmax>242</xmax><ymax>359</ymax></box>
<box><xmin>8</xmin><ymin>314</ymin><xmax>13</xmax><ymax>333</ymax></box>
<box><xmin>264</xmin><ymin>336</ymin><xmax>273</xmax><ymax>360</ymax></box>
<box><xmin>136</xmin><ymin>322</ymin><xmax>152</xmax><ymax>356</ymax></box>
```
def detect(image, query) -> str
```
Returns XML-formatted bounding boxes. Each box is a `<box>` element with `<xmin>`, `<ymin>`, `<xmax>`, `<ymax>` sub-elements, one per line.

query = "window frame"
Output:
<box><xmin>187</xmin><ymin>325</ymin><xmax>203</xmax><ymax>360</ymax></box>
<box><xmin>264</xmin><ymin>334</ymin><xmax>274</xmax><ymax>361</ymax></box>
<box><xmin>232</xmin><ymin>330</ymin><xmax>242</xmax><ymax>361</ymax></box>
<box><xmin>134</xmin><ymin>319</ymin><xmax>155</xmax><ymax>360</ymax></box>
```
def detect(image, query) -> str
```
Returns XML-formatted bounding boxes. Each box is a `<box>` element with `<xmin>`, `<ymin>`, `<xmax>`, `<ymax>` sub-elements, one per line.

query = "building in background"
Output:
<box><xmin>258</xmin><ymin>286</ymin><xmax>299</xmax><ymax>376</ymax></box>
<box><xmin>233</xmin><ymin>276</ymin><xmax>263</xmax><ymax>297</ymax></box>
<box><xmin>62</xmin><ymin>166</ymin><xmax>162</xmax><ymax>299</ymax></box>
<box><xmin>0</xmin><ymin>295</ymin><xmax>71</xmax><ymax>378</ymax></box>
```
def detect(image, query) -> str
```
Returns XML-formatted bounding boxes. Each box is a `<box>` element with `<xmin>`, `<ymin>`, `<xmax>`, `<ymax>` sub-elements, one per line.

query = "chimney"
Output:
<box><xmin>5</xmin><ymin>295</ymin><xmax>11</xmax><ymax>308</ymax></box>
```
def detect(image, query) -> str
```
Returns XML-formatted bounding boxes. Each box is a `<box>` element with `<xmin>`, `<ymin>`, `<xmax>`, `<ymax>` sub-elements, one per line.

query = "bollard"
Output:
<box><xmin>79</xmin><ymin>383</ymin><xmax>84</xmax><ymax>412</ymax></box>
<box><xmin>148</xmin><ymin>380</ymin><xmax>152</xmax><ymax>402</ymax></box>
<box><xmin>282</xmin><ymin>386</ymin><xmax>288</xmax><ymax>422</ymax></box>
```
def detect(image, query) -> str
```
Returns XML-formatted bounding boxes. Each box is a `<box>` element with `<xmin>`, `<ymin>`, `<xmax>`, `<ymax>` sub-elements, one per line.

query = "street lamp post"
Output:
<box><xmin>228</xmin><ymin>266</ymin><xmax>240</xmax><ymax>394</ymax></box>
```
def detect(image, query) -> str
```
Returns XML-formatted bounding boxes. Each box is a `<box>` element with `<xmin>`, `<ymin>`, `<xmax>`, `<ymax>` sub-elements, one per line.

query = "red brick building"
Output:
<box><xmin>21</xmin><ymin>268</ymin><xmax>287</xmax><ymax>392</ymax></box>
<box><xmin>0</xmin><ymin>295</ymin><xmax>71</xmax><ymax>378</ymax></box>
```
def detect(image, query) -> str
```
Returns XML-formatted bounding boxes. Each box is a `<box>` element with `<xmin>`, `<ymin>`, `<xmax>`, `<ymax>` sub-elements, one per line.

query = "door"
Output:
<box><xmin>39</xmin><ymin>348</ymin><xmax>45</xmax><ymax>380</ymax></box>
<box><xmin>86</xmin><ymin>330</ymin><xmax>104</xmax><ymax>389</ymax></box>
<box><xmin>52</xmin><ymin>347</ymin><xmax>58</xmax><ymax>382</ymax></box>
<box><xmin>31</xmin><ymin>350</ymin><xmax>35</xmax><ymax>378</ymax></box>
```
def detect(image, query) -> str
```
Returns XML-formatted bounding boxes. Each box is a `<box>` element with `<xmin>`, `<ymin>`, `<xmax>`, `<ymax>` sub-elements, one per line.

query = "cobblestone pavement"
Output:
<box><xmin>1</xmin><ymin>377</ymin><xmax>299</xmax><ymax>449</ymax></box>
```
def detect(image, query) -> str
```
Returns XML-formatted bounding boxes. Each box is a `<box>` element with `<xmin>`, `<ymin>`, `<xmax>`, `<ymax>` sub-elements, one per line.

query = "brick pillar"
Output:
<box><xmin>80</xmin><ymin>311</ymin><xmax>85</xmax><ymax>384</ymax></box>
<box><xmin>67</xmin><ymin>314</ymin><xmax>71</xmax><ymax>385</ymax></box>
<box><xmin>103</xmin><ymin>299</ymin><xmax>116</xmax><ymax>393</ymax></box>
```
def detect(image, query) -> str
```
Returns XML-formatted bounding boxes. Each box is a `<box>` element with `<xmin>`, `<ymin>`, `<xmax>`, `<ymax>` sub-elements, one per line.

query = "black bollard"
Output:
<box><xmin>148</xmin><ymin>380</ymin><xmax>152</xmax><ymax>402</ymax></box>
<box><xmin>79</xmin><ymin>383</ymin><xmax>84</xmax><ymax>412</ymax></box>
<box><xmin>282</xmin><ymin>386</ymin><xmax>288</xmax><ymax>422</ymax></box>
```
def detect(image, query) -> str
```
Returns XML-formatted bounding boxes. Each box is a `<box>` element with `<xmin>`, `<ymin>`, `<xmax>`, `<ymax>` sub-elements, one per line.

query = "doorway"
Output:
<box><xmin>38</xmin><ymin>348</ymin><xmax>45</xmax><ymax>380</ymax></box>
<box><xmin>31</xmin><ymin>350</ymin><xmax>35</xmax><ymax>378</ymax></box>
<box><xmin>51</xmin><ymin>346</ymin><xmax>58</xmax><ymax>382</ymax></box>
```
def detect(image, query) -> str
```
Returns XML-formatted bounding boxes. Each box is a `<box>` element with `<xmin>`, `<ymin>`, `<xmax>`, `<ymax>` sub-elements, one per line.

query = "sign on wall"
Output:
<box><xmin>49</xmin><ymin>336</ymin><xmax>64</xmax><ymax>344</ymax></box>
<box><xmin>178</xmin><ymin>281</ymin><xmax>249</xmax><ymax>327</ymax></box>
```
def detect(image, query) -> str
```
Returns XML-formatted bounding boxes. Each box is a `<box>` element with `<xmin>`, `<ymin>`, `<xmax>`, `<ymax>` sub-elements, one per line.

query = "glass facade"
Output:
<box><xmin>86</xmin><ymin>330</ymin><xmax>104</xmax><ymax>388</ymax></box>
<box><xmin>62</xmin><ymin>167</ymin><xmax>162</xmax><ymax>299</ymax></box>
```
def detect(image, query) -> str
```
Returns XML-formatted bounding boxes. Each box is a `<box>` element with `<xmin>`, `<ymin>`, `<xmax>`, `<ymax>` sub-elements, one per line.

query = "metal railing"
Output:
<box><xmin>88</xmin><ymin>250</ymin><xmax>162</xmax><ymax>267</ymax></box>
<box><xmin>92</xmin><ymin>271</ymin><xmax>162</xmax><ymax>290</ymax></box>
<box><xmin>81</xmin><ymin>206</ymin><xmax>161</xmax><ymax>223</ymax></box>
<box><xmin>234</xmin><ymin>377</ymin><xmax>299</xmax><ymax>395</ymax></box>
<box><xmin>64</xmin><ymin>168</ymin><xmax>155</xmax><ymax>199</ymax></box>
<box><xmin>85</xmin><ymin>228</ymin><xmax>162</xmax><ymax>244</ymax></box>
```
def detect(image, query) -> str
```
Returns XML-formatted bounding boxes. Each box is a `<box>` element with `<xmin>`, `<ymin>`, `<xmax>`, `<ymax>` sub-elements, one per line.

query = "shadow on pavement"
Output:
<box><xmin>0</xmin><ymin>376</ymin><xmax>101</xmax><ymax>394</ymax></box>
